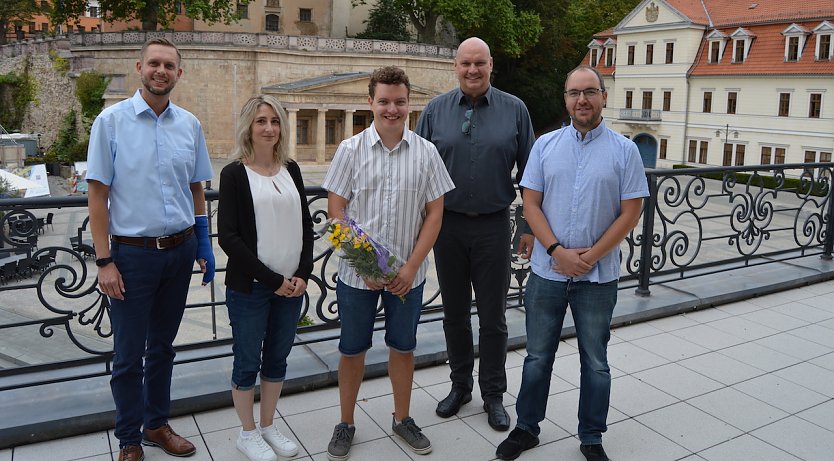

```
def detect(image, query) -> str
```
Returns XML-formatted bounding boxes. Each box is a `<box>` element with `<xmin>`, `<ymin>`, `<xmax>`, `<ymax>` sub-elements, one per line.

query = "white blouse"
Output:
<box><xmin>245</xmin><ymin>165</ymin><xmax>303</xmax><ymax>279</ymax></box>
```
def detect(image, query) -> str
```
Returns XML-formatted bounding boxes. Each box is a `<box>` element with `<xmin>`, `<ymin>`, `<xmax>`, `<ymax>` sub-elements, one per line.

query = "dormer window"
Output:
<box><xmin>706</xmin><ymin>30</ymin><xmax>728</xmax><ymax>63</ymax></box>
<box><xmin>782</xmin><ymin>24</ymin><xmax>810</xmax><ymax>62</ymax></box>
<box><xmin>730</xmin><ymin>28</ymin><xmax>755</xmax><ymax>63</ymax></box>
<box><xmin>603</xmin><ymin>38</ymin><xmax>616</xmax><ymax>67</ymax></box>
<box><xmin>587</xmin><ymin>39</ymin><xmax>603</xmax><ymax>67</ymax></box>
<box><xmin>813</xmin><ymin>21</ymin><xmax>834</xmax><ymax>61</ymax></box>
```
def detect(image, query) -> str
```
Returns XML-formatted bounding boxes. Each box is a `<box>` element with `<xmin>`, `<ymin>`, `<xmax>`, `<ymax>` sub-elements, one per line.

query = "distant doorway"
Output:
<box><xmin>633</xmin><ymin>133</ymin><xmax>657</xmax><ymax>168</ymax></box>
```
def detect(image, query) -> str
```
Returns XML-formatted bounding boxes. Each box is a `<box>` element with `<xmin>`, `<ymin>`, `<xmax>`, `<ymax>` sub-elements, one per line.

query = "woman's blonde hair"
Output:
<box><xmin>233</xmin><ymin>95</ymin><xmax>290</xmax><ymax>165</ymax></box>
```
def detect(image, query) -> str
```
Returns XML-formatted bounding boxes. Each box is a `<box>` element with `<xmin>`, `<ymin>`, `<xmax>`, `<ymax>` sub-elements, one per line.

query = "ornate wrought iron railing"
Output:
<box><xmin>0</xmin><ymin>163</ymin><xmax>832</xmax><ymax>390</ymax></box>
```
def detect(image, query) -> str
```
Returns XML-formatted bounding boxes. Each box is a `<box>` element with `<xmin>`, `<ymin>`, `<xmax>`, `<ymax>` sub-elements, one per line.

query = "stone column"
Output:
<box><xmin>344</xmin><ymin>109</ymin><xmax>355</xmax><ymax>141</ymax></box>
<box><xmin>287</xmin><ymin>109</ymin><xmax>298</xmax><ymax>160</ymax></box>
<box><xmin>316</xmin><ymin>109</ymin><xmax>327</xmax><ymax>163</ymax></box>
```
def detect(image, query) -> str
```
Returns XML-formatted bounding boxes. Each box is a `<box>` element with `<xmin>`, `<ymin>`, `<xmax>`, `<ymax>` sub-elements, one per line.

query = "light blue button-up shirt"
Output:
<box><xmin>520</xmin><ymin>120</ymin><xmax>649</xmax><ymax>283</ymax></box>
<box><xmin>86</xmin><ymin>89</ymin><xmax>213</xmax><ymax>237</ymax></box>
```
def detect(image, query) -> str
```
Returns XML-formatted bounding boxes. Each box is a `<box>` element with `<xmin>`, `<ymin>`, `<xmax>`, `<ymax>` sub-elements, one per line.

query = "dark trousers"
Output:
<box><xmin>109</xmin><ymin>235</ymin><xmax>197</xmax><ymax>448</ymax></box>
<box><xmin>434</xmin><ymin>209</ymin><xmax>510</xmax><ymax>400</ymax></box>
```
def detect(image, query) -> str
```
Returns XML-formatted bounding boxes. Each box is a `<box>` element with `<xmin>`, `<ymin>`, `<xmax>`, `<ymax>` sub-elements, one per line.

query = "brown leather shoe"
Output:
<box><xmin>117</xmin><ymin>445</ymin><xmax>144</xmax><ymax>461</ymax></box>
<box><xmin>142</xmin><ymin>423</ymin><xmax>196</xmax><ymax>457</ymax></box>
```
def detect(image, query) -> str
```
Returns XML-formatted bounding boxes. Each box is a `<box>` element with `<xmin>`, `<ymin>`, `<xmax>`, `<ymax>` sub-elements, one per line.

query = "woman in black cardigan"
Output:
<box><xmin>218</xmin><ymin>95</ymin><xmax>313</xmax><ymax>461</ymax></box>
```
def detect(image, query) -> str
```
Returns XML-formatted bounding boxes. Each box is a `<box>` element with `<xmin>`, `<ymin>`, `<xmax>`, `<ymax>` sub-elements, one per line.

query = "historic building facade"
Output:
<box><xmin>65</xmin><ymin>31</ymin><xmax>456</xmax><ymax>161</ymax></box>
<box><xmin>584</xmin><ymin>0</ymin><xmax>833</xmax><ymax>170</ymax></box>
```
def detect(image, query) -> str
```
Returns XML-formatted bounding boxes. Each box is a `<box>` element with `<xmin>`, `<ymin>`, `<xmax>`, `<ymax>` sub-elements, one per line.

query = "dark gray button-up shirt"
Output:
<box><xmin>416</xmin><ymin>86</ymin><xmax>535</xmax><ymax>214</ymax></box>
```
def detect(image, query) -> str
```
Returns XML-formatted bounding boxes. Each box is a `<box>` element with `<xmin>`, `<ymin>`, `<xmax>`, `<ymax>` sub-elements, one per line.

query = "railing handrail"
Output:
<box><xmin>0</xmin><ymin>162</ymin><xmax>832</xmax><ymax>390</ymax></box>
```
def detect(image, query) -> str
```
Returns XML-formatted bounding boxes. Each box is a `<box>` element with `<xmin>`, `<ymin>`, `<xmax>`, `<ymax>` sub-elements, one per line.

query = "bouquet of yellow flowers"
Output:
<box><xmin>327</xmin><ymin>214</ymin><xmax>403</xmax><ymax>286</ymax></box>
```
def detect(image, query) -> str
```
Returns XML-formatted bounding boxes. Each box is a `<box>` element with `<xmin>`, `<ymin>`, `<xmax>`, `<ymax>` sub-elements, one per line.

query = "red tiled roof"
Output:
<box><xmin>704</xmin><ymin>0</ymin><xmax>834</xmax><ymax>27</ymax></box>
<box><xmin>582</xmin><ymin>29</ymin><xmax>617</xmax><ymax>76</ymax></box>
<box><xmin>664</xmin><ymin>0</ymin><xmax>834</xmax><ymax>27</ymax></box>
<box><xmin>664</xmin><ymin>0</ymin><xmax>710</xmax><ymax>25</ymax></box>
<box><xmin>689</xmin><ymin>21</ymin><xmax>834</xmax><ymax>76</ymax></box>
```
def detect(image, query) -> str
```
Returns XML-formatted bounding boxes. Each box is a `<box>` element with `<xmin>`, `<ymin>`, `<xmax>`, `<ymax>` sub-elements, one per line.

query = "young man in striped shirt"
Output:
<box><xmin>322</xmin><ymin>66</ymin><xmax>455</xmax><ymax>461</ymax></box>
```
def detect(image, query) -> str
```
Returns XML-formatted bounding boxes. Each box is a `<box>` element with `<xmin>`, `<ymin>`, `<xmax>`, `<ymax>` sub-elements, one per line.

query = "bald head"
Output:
<box><xmin>454</xmin><ymin>37</ymin><xmax>493</xmax><ymax>99</ymax></box>
<box><xmin>457</xmin><ymin>37</ymin><xmax>491</xmax><ymax>58</ymax></box>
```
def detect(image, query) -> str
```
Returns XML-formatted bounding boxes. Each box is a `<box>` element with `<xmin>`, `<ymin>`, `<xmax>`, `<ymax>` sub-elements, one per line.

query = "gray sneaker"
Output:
<box><xmin>327</xmin><ymin>423</ymin><xmax>355</xmax><ymax>461</ymax></box>
<box><xmin>392</xmin><ymin>416</ymin><xmax>432</xmax><ymax>455</ymax></box>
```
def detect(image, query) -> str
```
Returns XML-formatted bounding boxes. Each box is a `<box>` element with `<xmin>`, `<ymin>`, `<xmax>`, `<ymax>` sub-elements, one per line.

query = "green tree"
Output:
<box><xmin>0</xmin><ymin>0</ymin><xmax>42</xmax><ymax>45</ymax></box>
<box><xmin>566</xmin><ymin>0</ymin><xmax>641</xmax><ymax>55</ymax></box>
<box><xmin>51</xmin><ymin>0</ymin><xmax>249</xmax><ymax>32</ymax></box>
<box><xmin>493</xmin><ymin>0</ymin><xmax>640</xmax><ymax>130</ymax></box>
<box><xmin>356</xmin><ymin>0</ymin><xmax>411</xmax><ymax>41</ymax></box>
<box><xmin>353</xmin><ymin>0</ymin><xmax>541</xmax><ymax>57</ymax></box>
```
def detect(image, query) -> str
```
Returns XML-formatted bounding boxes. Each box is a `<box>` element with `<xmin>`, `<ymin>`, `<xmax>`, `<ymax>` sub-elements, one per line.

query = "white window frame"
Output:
<box><xmin>603</xmin><ymin>38</ymin><xmax>616</xmax><ymax>67</ymax></box>
<box><xmin>587</xmin><ymin>39</ymin><xmax>603</xmax><ymax>67</ymax></box>
<box><xmin>782</xmin><ymin>23</ymin><xmax>810</xmax><ymax>62</ymax></box>
<box><xmin>813</xmin><ymin>21</ymin><xmax>834</xmax><ymax>61</ymax></box>
<box><xmin>706</xmin><ymin>30</ymin><xmax>728</xmax><ymax>64</ymax></box>
<box><xmin>729</xmin><ymin>28</ymin><xmax>755</xmax><ymax>63</ymax></box>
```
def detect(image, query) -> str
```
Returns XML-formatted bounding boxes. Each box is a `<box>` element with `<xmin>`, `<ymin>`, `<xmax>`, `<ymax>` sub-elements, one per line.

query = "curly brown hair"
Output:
<box><xmin>368</xmin><ymin>66</ymin><xmax>411</xmax><ymax>98</ymax></box>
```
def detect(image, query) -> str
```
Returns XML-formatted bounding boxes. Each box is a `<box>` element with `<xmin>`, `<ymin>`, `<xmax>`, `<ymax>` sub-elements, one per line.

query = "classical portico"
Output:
<box><xmin>264</xmin><ymin>72</ymin><xmax>438</xmax><ymax>162</ymax></box>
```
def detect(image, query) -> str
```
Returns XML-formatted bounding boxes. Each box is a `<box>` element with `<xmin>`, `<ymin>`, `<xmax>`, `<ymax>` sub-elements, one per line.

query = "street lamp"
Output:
<box><xmin>715</xmin><ymin>124</ymin><xmax>739</xmax><ymax>144</ymax></box>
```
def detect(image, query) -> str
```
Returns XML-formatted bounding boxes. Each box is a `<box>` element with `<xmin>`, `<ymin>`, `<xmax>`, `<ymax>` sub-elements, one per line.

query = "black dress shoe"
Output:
<box><xmin>580</xmin><ymin>443</ymin><xmax>610</xmax><ymax>461</ymax></box>
<box><xmin>483</xmin><ymin>400</ymin><xmax>510</xmax><ymax>431</ymax></box>
<box><xmin>496</xmin><ymin>427</ymin><xmax>539</xmax><ymax>460</ymax></box>
<box><xmin>435</xmin><ymin>388</ymin><xmax>472</xmax><ymax>417</ymax></box>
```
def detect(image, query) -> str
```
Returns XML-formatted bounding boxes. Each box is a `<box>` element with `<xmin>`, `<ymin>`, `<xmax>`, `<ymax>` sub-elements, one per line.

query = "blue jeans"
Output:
<box><xmin>515</xmin><ymin>273</ymin><xmax>618</xmax><ymax>445</ymax></box>
<box><xmin>226</xmin><ymin>283</ymin><xmax>302</xmax><ymax>390</ymax></box>
<box><xmin>108</xmin><ymin>235</ymin><xmax>197</xmax><ymax>448</ymax></box>
<box><xmin>336</xmin><ymin>280</ymin><xmax>425</xmax><ymax>355</ymax></box>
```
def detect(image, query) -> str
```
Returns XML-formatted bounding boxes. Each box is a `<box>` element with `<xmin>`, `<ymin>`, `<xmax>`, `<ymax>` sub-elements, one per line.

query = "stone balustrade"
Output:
<box><xmin>0</xmin><ymin>32</ymin><xmax>455</xmax><ymax>58</ymax></box>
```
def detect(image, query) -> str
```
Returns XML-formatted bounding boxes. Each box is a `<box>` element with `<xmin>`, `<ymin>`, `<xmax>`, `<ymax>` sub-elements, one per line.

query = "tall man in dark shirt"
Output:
<box><xmin>415</xmin><ymin>36</ymin><xmax>535</xmax><ymax>431</ymax></box>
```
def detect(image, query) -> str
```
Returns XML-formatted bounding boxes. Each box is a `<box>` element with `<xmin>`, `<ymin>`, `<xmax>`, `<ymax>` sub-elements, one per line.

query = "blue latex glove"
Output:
<box><xmin>194</xmin><ymin>215</ymin><xmax>215</xmax><ymax>284</ymax></box>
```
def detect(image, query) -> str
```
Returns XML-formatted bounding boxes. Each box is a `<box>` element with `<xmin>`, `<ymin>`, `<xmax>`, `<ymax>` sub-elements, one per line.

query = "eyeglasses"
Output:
<box><xmin>462</xmin><ymin>109</ymin><xmax>473</xmax><ymax>135</ymax></box>
<box><xmin>564</xmin><ymin>88</ymin><xmax>604</xmax><ymax>98</ymax></box>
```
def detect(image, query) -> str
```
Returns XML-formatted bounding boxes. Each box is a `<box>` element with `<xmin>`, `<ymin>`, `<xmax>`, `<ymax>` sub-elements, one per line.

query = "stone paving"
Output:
<box><xmin>3</xmin><ymin>281</ymin><xmax>834</xmax><ymax>460</ymax></box>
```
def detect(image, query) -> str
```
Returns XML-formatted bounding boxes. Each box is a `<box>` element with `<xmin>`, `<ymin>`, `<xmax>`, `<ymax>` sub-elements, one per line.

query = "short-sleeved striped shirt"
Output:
<box><xmin>323</xmin><ymin>124</ymin><xmax>455</xmax><ymax>290</ymax></box>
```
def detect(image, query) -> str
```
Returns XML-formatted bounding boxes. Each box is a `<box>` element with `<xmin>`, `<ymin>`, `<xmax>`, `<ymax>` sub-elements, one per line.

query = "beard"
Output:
<box><xmin>141</xmin><ymin>74</ymin><xmax>176</xmax><ymax>96</ymax></box>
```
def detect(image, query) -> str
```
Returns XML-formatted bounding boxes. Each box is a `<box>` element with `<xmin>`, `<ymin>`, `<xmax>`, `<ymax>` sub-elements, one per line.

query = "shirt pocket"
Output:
<box><xmin>172</xmin><ymin>148</ymin><xmax>196</xmax><ymax>180</ymax></box>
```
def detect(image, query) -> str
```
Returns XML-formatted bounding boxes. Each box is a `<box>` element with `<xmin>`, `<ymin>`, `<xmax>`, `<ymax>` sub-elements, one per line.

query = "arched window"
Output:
<box><xmin>266</xmin><ymin>14</ymin><xmax>280</xmax><ymax>32</ymax></box>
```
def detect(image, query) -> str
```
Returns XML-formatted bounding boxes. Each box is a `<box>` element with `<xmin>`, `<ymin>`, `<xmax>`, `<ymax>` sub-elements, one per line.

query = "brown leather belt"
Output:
<box><xmin>111</xmin><ymin>226</ymin><xmax>194</xmax><ymax>250</ymax></box>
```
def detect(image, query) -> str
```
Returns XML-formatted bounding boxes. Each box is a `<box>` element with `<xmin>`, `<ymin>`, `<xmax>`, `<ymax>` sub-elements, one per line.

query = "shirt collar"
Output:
<box><xmin>369</xmin><ymin>122</ymin><xmax>411</xmax><ymax>152</ymax></box>
<box><xmin>456</xmin><ymin>85</ymin><xmax>493</xmax><ymax>107</ymax></box>
<box><xmin>570</xmin><ymin>118</ymin><xmax>607</xmax><ymax>143</ymax></box>
<box><xmin>131</xmin><ymin>89</ymin><xmax>176</xmax><ymax>119</ymax></box>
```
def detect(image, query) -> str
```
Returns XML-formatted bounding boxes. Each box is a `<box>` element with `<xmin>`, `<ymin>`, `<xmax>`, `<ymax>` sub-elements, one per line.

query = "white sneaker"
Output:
<box><xmin>237</xmin><ymin>431</ymin><xmax>278</xmax><ymax>461</ymax></box>
<box><xmin>260</xmin><ymin>423</ymin><xmax>299</xmax><ymax>457</ymax></box>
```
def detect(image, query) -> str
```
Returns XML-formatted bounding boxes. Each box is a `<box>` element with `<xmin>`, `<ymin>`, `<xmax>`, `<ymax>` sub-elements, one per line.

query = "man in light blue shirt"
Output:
<box><xmin>497</xmin><ymin>65</ymin><xmax>649</xmax><ymax>461</ymax></box>
<box><xmin>86</xmin><ymin>38</ymin><xmax>214</xmax><ymax>461</ymax></box>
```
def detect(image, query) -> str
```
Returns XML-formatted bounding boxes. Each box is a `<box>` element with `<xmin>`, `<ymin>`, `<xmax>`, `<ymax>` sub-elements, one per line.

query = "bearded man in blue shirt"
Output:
<box><xmin>86</xmin><ymin>38</ymin><xmax>215</xmax><ymax>461</ymax></box>
<box><xmin>496</xmin><ymin>65</ymin><xmax>649</xmax><ymax>461</ymax></box>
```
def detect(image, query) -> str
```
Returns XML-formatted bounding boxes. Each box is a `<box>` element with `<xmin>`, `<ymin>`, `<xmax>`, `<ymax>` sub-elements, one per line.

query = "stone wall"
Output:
<box><xmin>1</xmin><ymin>33</ymin><xmax>458</xmax><ymax>158</ymax></box>
<box><xmin>0</xmin><ymin>39</ymin><xmax>82</xmax><ymax>151</ymax></box>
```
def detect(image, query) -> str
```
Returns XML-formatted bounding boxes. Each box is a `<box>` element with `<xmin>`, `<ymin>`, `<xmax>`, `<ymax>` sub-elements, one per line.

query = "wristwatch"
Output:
<box><xmin>546</xmin><ymin>242</ymin><xmax>562</xmax><ymax>256</ymax></box>
<box><xmin>95</xmin><ymin>257</ymin><xmax>114</xmax><ymax>267</ymax></box>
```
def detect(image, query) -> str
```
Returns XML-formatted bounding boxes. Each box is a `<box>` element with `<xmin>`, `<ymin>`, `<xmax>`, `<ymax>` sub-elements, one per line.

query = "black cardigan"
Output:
<box><xmin>218</xmin><ymin>160</ymin><xmax>314</xmax><ymax>293</ymax></box>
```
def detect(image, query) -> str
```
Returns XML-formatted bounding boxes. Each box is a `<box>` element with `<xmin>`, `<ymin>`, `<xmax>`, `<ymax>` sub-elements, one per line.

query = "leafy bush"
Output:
<box><xmin>0</xmin><ymin>57</ymin><xmax>37</xmax><ymax>132</ymax></box>
<box><xmin>48</xmin><ymin>110</ymin><xmax>79</xmax><ymax>164</ymax></box>
<box><xmin>75</xmin><ymin>71</ymin><xmax>110</xmax><ymax>120</ymax></box>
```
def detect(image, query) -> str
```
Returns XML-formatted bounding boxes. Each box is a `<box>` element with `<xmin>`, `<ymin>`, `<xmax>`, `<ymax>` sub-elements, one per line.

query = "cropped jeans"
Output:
<box><xmin>226</xmin><ymin>282</ymin><xmax>302</xmax><ymax>390</ymax></box>
<box><xmin>515</xmin><ymin>273</ymin><xmax>618</xmax><ymax>445</ymax></box>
